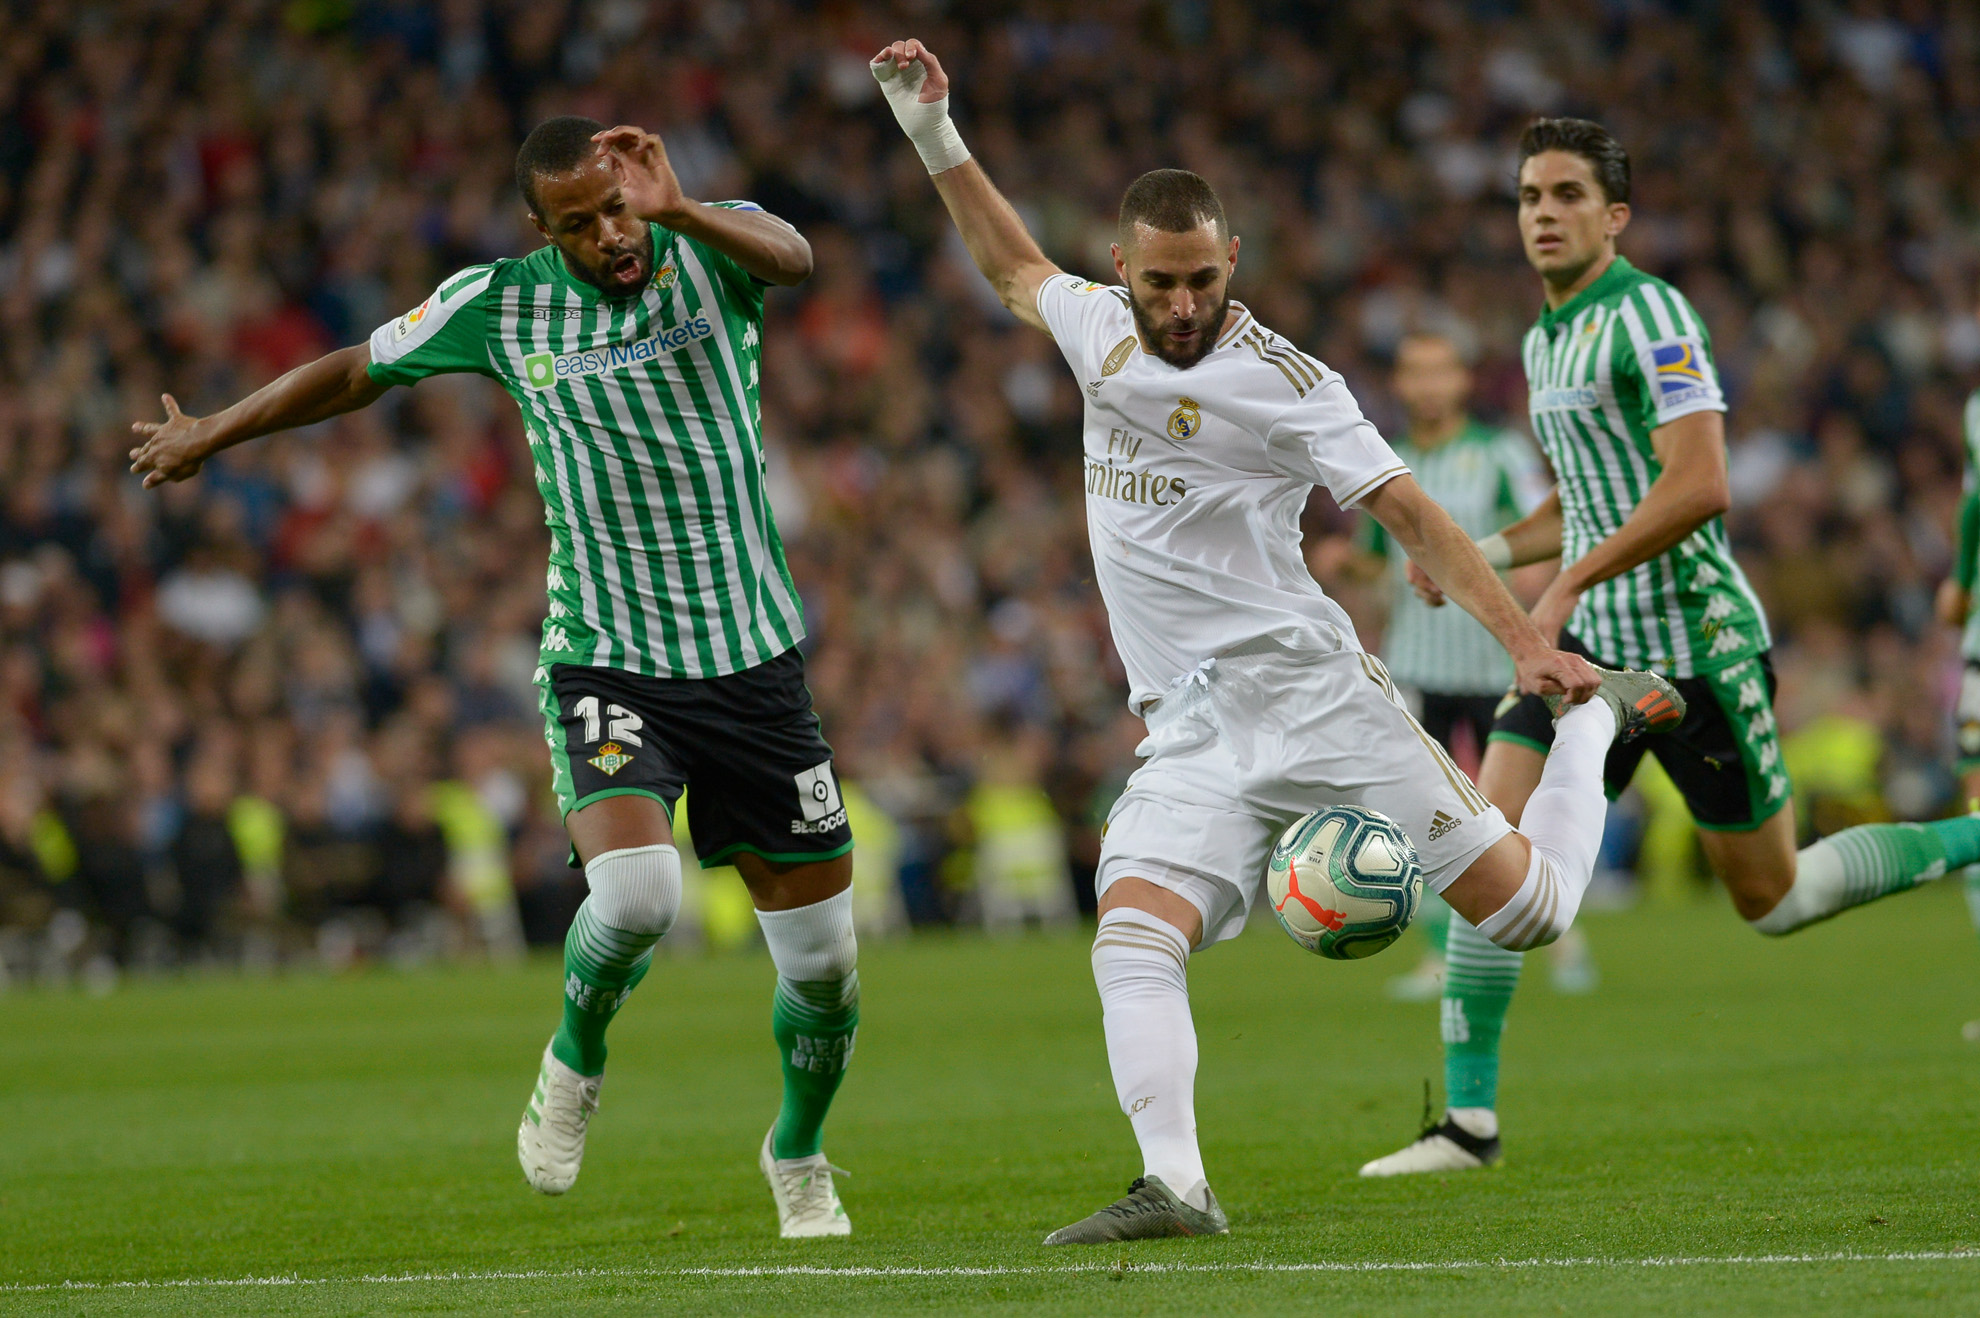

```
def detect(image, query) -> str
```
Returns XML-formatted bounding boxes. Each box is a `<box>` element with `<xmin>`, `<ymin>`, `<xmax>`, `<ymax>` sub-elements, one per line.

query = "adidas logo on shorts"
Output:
<box><xmin>1428</xmin><ymin>810</ymin><xmax>1461</xmax><ymax>841</ymax></box>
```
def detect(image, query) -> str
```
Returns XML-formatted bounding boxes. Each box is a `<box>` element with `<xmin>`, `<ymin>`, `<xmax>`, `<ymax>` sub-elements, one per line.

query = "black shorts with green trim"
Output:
<box><xmin>1487</xmin><ymin>632</ymin><xmax>1791</xmax><ymax>831</ymax></box>
<box><xmin>538</xmin><ymin>648</ymin><xmax>853</xmax><ymax>867</ymax></box>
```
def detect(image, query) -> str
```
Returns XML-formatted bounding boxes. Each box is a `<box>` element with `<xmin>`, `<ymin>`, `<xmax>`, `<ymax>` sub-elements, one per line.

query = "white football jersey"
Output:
<box><xmin>1036</xmin><ymin>273</ymin><xmax>1408</xmax><ymax>711</ymax></box>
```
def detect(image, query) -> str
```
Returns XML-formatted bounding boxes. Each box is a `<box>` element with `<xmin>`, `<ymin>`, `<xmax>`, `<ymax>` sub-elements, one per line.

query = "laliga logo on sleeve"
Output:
<box><xmin>392</xmin><ymin>297</ymin><xmax>433</xmax><ymax>341</ymax></box>
<box><xmin>1167</xmin><ymin>396</ymin><xmax>1202</xmax><ymax>442</ymax></box>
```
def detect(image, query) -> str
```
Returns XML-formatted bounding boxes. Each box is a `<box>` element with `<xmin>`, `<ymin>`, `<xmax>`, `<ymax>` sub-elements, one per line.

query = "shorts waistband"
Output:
<box><xmin>1141</xmin><ymin>634</ymin><xmax>1349</xmax><ymax>731</ymax></box>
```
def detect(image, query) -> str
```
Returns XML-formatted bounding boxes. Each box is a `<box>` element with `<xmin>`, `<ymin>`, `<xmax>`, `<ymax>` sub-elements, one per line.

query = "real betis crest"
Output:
<box><xmin>652</xmin><ymin>262</ymin><xmax>678</xmax><ymax>291</ymax></box>
<box><xmin>588</xmin><ymin>741</ymin><xmax>634</xmax><ymax>776</ymax></box>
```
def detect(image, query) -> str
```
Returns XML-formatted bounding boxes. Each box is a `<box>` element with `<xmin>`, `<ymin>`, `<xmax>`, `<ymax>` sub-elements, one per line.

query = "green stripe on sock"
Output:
<box><xmin>1442</xmin><ymin>918</ymin><xmax>1522</xmax><ymax>1110</ymax></box>
<box><xmin>550</xmin><ymin>903</ymin><xmax>662</xmax><ymax>1076</ymax></box>
<box><xmin>771</xmin><ymin>973</ymin><xmax>859</xmax><ymax>1160</ymax></box>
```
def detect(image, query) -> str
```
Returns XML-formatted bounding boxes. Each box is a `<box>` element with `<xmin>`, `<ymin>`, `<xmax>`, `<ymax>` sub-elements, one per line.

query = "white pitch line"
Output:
<box><xmin>3</xmin><ymin>1251</ymin><xmax>1977</xmax><ymax>1293</ymax></box>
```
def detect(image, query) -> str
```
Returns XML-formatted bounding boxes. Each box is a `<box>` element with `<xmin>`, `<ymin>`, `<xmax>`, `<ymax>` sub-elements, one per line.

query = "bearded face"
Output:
<box><xmin>1113</xmin><ymin>222</ymin><xmax>1238</xmax><ymax>371</ymax></box>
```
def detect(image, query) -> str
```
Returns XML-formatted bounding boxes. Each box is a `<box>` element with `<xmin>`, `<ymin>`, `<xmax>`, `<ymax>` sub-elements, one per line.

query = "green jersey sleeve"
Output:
<box><xmin>1614</xmin><ymin>281</ymin><xmax>1726</xmax><ymax>436</ymax></box>
<box><xmin>365</xmin><ymin>264</ymin><xmax>500</xmax><ymax>386</ymax></box>
<box><xmin>684</xmin><ymin>202</ymin><xmax>786</xmax><ymax>319</ymax></box>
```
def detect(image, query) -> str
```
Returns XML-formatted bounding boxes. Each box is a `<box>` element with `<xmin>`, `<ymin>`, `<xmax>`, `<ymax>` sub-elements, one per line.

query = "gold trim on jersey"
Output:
<box><xmin>1240</xmin><ymin>326</ymin><xmax>1324</xmax><ymax>397</ymax></box>
<box><xmin>1216</xmin><ymin>301</ymin><xmax>1253</xmax><ymax>348</ymax></box>
<box><xmin>1102</xmin><ymin>336</ymin><xmax>1136</xmax><ymax>377</ymax></box>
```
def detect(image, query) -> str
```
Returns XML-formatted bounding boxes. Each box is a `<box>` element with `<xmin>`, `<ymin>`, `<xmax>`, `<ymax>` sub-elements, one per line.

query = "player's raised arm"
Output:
<box><xmin>1361</xmin><ymin>473</ymin><xmax>1599</xmax><ymax>703</ymax></box>
<box><xmin>591</xmin><ymin>126</ymin><xmax>812</xmax><ymax>286</ymax></box>
<box><xmin>871</xmin><ymin>40</ymin><xmax>1059</xmax><ymax>332</ymax></box>
<box><xmin>127</xmin><ymin>344</ymin><xmax>387</xmax><ymax>489</ymax></box>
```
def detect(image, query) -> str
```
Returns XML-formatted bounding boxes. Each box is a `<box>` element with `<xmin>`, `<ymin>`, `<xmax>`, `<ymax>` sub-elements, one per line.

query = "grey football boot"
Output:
<box><xmin>1041</xmin><ymin>1175</ymin><xmax>1230</xmax><ymax>1245</ymax></box>
<box><xmin>1543</xmin><ymin>665</ymin><xmax>1685</xmax><ymax>743</ymax></box>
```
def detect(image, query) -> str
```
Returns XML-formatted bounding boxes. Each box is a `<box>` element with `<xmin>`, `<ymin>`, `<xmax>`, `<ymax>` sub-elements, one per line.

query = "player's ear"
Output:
<box><xmin>528</xmin><ymin>210</ymin><xmax>550</xmax><ymax>243</ymax></box>
<box><xmin>1111</xmin><ymin>241</ymin><xmax>1128</xmax><ymax>283</ymax></box>
<box><xmin>1227</xmin><ymin>234</ymin><xmax>1239</xmax><ymax>272</ymax></box>
<box><xmin>1605</xmin><ymin>202</ymin><xmax>1630</xmax><ymax>239</ymax></box>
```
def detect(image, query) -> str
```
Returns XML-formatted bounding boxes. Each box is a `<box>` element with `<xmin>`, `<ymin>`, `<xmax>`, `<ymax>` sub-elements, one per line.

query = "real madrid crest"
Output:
<box><xmin>1167</xmin><ymin>396</ymin><xmax>1202</xmax><ymax>443</ymax></box>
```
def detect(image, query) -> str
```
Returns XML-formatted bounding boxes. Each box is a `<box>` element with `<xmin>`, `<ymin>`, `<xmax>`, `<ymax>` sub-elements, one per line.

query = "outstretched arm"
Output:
<box><xmin>872</xmin><ymin>40</ymin><xmax>1059</xmax><ymax>332</ymax></box>
<box><xmin>1407</xmin><ymin>489</ymin><xmax>1562</xmax><ymax>606</ymax></box>
<box><xmin>592</xmin><ymin>126</ymin><xmax>812</xmax><ymax>286</ymax></box>
<box><xmin>1362</xmin><ymin>474</ymin><xmax>1599</xmax><ymax>702</ymax></box>
<box><xmin>128</xmin><ymin>344</ymin><xmax>387</xmax><ymax>488</ymax></box>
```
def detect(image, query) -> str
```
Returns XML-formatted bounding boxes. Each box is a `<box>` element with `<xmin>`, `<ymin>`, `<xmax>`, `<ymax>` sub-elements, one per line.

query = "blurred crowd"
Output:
<box><xmin>0</xmin><ymin>0</ymin><xmax>1975</xmax><ymax>982</ymax></box>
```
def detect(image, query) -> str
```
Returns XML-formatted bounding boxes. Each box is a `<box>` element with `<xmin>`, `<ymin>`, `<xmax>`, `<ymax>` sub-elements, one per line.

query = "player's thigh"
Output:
<box><xmin>1476</xmin><ymin>738</ymin><xmax>1547</xmax><ymax>825</ymax></box>
<box><xmin>1652</xmin><ymin>653</ymin><xmax>1795</xmax><ymax>911</ymax></box>
<box><xmin>1098</xmin><ymin>742</ymin><xmax>1266</xmax><ymax>950</ymax></box>
<box><xmin>676</xmin><ymin>648</ymin><xmax>856</xmax><ymax>887</ymax></box>
<box><xmin>542</xmin><ymin>663</ymin><xmax>686</xmax><ymax>865</ymax></box>
<box><xmin>1694</xmin><ymin>807</ymin><xmax>1797</xmax><ymax>919</ymax></box>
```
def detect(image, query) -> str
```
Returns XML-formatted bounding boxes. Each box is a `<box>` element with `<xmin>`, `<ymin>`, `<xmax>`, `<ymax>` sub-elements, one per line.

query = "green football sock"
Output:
<box><xmin>1761</xmin><ymin>818</ymin><xmax>1980</xmax><ymax>935</ymax></box>
<box><xmin>550</xmin><ymin>903</ymin><xmax>658</xmax><ymax>1076</ymax></box>
<box><xmin>771</xmin><ymin>973</ymin><xmax>860</xmax><ymax>1160</ymax></box>
<box><xmin>1442</xmin><ymin>915</ymin><xmax>1522</xmax><ymax>1110</ymax></box>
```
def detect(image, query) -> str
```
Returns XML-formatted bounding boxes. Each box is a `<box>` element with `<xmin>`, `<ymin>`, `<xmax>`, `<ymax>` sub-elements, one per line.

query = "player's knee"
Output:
<box><xmin>584</xmin><ymin>844</ymin><xmax>683</xmax><ymax>937</ymax></box>
<box><xmin>757</xmin><ymin>886</ymin><xmax>858</xmax><ymax>981</ymax></box>
<box><xmin>1476</xmin><ymin>850</ymin><xmax>1578</xmax><ymax>951</ymax></box>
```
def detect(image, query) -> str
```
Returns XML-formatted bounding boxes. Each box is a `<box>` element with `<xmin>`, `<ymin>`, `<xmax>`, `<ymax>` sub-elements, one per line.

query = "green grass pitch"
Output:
<box><xmin>3</xmin><ymin>884</ymin><xmax>1978</xmax><ymax>1316</ymax></box>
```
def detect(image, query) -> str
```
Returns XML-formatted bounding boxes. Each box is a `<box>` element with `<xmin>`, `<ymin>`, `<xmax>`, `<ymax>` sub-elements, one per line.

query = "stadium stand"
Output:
<box><xmin>0</xmin><ymin>1</ymin><xmax>1973</xmax><ymax>978</ymax></box>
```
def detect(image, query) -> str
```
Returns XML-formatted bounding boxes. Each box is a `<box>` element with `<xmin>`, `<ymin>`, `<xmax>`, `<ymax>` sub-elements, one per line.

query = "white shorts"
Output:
<box><xmin>1097</xmin><ymin>638</ymin><xmax>1512</xmax><ymax>947</ymax></box>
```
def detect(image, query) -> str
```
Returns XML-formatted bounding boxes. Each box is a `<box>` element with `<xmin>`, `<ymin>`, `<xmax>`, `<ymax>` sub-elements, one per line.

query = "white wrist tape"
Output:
<box><xmin>871</xmin><ymin>55</ymin><xmax>971</xmax><ymax>174</ymax></box>
<box><xmin>1476</xmin><ymin>533</ymin><xmax>1513</xmax><ymax>569</ymax></box>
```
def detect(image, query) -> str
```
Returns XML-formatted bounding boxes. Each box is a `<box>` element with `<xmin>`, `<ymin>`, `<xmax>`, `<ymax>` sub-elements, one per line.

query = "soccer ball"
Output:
<box><xmin>1265</xmin><ymin>806</ymin><xmax>1423</xmax><ymax>960</ymax></box>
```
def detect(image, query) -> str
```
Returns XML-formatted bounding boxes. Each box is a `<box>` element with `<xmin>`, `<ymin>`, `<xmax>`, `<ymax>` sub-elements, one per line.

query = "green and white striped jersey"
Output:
<box><xmin>1958</xmin><ymin>388</ymin><xmax>1980</xmax><ymax>660</ymax></box>
<box><xmin>1520</xmin><ymin>255</ymin><xmax>1768</xmax><ymax>678</ymax></box>
<box><xmin>366</xmin><ymin>207</ymin><xmax>803</xmax><ymax>679</ymax></box>
<box><xmin>1364</xmin><ymin>421</ymin><xmax>1549</xmax><ymax>694</ymax></box>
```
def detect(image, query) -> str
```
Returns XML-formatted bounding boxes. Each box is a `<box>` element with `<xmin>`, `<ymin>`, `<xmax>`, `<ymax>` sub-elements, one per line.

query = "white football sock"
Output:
<box><xmin>1483</xmin><ymin>700</ymin><xmax>1615</xmax><ymax>950</ymax></box>
<box><xmin>1090</xmin><ymin>907</ymin><xmax>1208</xmax><ymax>1210</ymax></box>
<box><xmin>1447</xmin><ymin>1106</ymin><xmax>1498</xmax><ymax>1139</ymax></box>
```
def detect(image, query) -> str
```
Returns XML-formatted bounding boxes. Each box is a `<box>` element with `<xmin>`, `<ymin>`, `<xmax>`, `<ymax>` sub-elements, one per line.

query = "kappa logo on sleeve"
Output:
<box><xmin>1651</xmin><ymin>342</ymin><xmax>1712</xmax><ymax>405</ymax></box>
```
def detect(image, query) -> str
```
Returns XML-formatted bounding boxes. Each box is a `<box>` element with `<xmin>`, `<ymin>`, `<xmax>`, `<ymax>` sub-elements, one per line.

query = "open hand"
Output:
<box><xmin>870</xmin><ymin>39</ymin><xmax>950</xmax><ymax>101</ymax></box>
<box><xmin>128</xmin><ymin>394</ymin><xmax>209</xmax><ymax>489</ymax></box>
<box><xmin>592</xmin><ymin>125</ymin><xmax>687</xmax><ymax>226</ymax></box>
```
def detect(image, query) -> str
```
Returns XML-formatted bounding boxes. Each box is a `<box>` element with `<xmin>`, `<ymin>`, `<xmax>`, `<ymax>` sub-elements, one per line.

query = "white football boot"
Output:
<box><xmin>760</xmin><ymin>1128</ymin><xmax>851</xmax><ymax>1237</ymax></box>
<box><xmin>517</xmin><ymin>1042</ymin><xmax>602</xmax><ymax>1194</ymax></box>
<box><xmin>1358</xmin><ymin>1114</ymin><xmax>1501</xmax><ymax>1177</ymax></box>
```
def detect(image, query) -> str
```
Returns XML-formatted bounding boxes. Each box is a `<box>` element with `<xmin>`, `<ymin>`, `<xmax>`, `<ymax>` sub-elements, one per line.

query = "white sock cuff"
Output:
<box><xmin>1476</xmin><ymin>847</ymin><xmax>1575</xmax><ymax>951</ymax></box>
<box><xmin>1749</xmin><ymin>840</ymin><xmax>1841</xmax><ymax>936</ymax></box>
<box><xmin>583</xmin><ymin>844</ymin><xmax>682</xmax><ymax>937</ymax></box>
<box><xmin>1092</xmin><ymin>908</ymin><xmax>1191</xmax><ymax>975</ymax></box>
<box><xmin>756</xmin><ymin>886</ymin><xmax>858</xmax><ymax>982</ymax></box>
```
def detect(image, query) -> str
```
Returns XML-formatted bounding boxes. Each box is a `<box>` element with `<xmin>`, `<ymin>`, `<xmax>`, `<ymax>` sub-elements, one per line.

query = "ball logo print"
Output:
<box><xmin>1265</xmin><ymin>805</ymin><xmax>1422</xmax><ymax>959</ymax></box>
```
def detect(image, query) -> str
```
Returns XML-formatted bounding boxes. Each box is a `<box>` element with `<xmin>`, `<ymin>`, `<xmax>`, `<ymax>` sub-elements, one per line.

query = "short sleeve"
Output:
<box><xmin>1615</xmin><ymin>282</ymin><xmax>1726</xmax><ymax>432</ymax></box>
<box><xmin>1265</xmin><ymin>376</ymin><xmax>1410</xmax><ymax>509</ymax></box>
<box><xmin>1491</xmin><ymin>429</ymin><xmax>1553</xmax><ymax>517</ymax></box>
<box><xmin>691</xmin><ymin>203</ymin><xmax>786</xmax><ymax>312</ymax></box>
<box><xmin>367</xmin><ymin>265</ymin><xmax>499</xmax><ymax>386</ymax></box>
<box><xmin>1035</xmin><ymin>272</ymin><xmax>1131</xmax><ymax>379</ymax></box>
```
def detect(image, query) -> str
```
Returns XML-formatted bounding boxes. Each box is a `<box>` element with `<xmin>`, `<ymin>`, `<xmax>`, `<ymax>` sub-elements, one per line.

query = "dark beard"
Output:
<box><xmin>1130</xmin><ymin>289</ymin><xmax>1230</xmax><ymax>369</ymax></box>
<box><xmin>563</xmin><ymin>229</ymin><xmax>655</xmax><ymax>299</ymax></box>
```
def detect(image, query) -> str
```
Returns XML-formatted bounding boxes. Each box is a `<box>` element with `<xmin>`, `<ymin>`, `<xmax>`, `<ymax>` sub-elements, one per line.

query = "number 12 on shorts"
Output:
<box><xmin>573</xmin><ymin>695</ymin><xmax>644</xmax><ymax>746</ymax></box>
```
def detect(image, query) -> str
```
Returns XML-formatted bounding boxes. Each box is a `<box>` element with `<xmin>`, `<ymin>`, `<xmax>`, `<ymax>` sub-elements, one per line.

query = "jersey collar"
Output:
<box><xmin>1538</xmin><ymin>253</ymin><xmax>1634</xmax><ymax>331</ymax></box>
